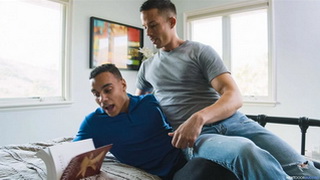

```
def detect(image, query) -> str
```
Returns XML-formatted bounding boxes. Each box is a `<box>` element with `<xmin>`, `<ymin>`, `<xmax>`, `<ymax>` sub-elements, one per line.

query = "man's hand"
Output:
<box><xmin>168</xmin><ymin>113</ymin><xmax>204</xmax><ymax>149</ymax></box>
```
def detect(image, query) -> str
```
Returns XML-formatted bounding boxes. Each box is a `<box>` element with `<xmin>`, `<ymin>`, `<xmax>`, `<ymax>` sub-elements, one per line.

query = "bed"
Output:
<box><xmin>1</xmin><ymin>114</ymin><xmax>319</xmax><ymax>180</ymax></box>
<box><xmin>0</xmin><ymin>137</ymin><xmax>161</xmax><ymax>180</ymax></box>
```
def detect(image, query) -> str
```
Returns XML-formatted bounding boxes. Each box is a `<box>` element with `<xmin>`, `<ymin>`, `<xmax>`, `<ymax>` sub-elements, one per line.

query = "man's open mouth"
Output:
<box><xmin>150</xmin><ymin>37</ymin><xmax>158</xmax><ymax>44</ymax></box>
<box><xmin>104</xmin><ymin>104</ymin><xmax>115</xmax><ymax>111</ymax></box>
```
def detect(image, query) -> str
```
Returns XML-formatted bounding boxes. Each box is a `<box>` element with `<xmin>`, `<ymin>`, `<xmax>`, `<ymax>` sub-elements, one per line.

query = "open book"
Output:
<box><xmin>36</xmin><ymin>139</ymin><xmax>112</xmax><ymax>180</ymax></box>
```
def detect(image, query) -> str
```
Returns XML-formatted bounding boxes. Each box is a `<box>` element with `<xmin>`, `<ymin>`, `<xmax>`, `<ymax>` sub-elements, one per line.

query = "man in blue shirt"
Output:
<box><xmin>73</xmin><ymin>64</ymin><xmax>237</xmax><ymax>179</ymax></box>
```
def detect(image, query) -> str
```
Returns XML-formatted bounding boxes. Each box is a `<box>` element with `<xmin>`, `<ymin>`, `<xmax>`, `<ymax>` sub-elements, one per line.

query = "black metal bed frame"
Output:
<box><xmin>246</xmin><ymin>114</ymin><xmax>320</xmax><ymax>169</ymax></box>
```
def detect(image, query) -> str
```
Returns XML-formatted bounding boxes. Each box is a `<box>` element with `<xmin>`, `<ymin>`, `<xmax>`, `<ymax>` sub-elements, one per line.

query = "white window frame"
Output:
<box><xmin>0</xmin><ymin>0</ymin><xmax>72</xmax><ymax>111</ymax></box>
<box><xmin>184</xmin><ymin>0</ymin><xmax>276</xmax><ymax>106</ymax></box>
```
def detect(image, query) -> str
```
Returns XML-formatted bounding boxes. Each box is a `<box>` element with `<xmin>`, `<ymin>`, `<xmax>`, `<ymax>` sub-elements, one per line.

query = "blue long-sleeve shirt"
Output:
<box><xmin>73</xmin><ymin>94</ymin><xmax>184</xmax><ymax>177</ymax></box>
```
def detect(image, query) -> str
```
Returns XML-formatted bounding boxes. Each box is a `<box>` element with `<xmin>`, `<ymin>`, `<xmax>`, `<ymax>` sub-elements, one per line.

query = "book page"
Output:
<box><xmin>36</xmin><ymin>148</ymin><xmax>57</xmax><ymax>180</ymax></box>
<box><xmin>49</xmin><ymin>139</ymin><xmax>95</xmax><ymax>179</ymax></box>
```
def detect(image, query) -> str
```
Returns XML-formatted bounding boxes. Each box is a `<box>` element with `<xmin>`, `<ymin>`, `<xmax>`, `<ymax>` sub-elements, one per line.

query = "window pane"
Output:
<box><xmin>0</xmin><ymin>0</ymin><xmax>63</xmax><ymax>99</ymax></box>
<box><xmin>190</xmin><ymin>17</ymin><xmax>223</xmax><ymax>57</ymax></box>
<box><xmin>230</xmin><ymin>9</ymin><xmax>268</xmax><ymax>97</ymax></box>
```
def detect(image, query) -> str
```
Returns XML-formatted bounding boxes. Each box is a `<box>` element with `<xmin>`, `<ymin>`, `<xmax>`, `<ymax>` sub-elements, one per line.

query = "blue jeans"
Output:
<box><xmin>186</xmin><ymin>111</ymin><xmax>320</xmax><ymax>180</ymax></box>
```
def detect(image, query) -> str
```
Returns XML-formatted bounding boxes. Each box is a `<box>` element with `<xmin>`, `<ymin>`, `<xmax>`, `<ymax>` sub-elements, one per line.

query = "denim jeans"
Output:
<box><xmin>186</xmin><ymin>111</ymin><xmax>320</xmax><ymax>180</ymax></box>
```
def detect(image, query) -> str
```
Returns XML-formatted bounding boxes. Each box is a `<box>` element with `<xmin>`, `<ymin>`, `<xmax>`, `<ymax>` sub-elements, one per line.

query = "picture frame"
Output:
<box><xmin>89</xmin><ymin>16</ymin><xmax>144</xmax><ymax>70</ymax></box>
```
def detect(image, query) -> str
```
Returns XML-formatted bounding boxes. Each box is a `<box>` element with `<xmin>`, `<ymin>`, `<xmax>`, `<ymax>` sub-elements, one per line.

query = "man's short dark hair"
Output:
<box><xmin>89</xmin><ymin>64</ymin><xmax>123</xmax><ymax>80</ymax></box>
<box><xmin>140</xmin><ymin>0</ymin><xmax>176</xmax><ymax>16</ymax></box>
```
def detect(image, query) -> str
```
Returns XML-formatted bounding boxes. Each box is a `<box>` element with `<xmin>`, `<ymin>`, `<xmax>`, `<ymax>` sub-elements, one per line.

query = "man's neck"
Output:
<box><xmin>162</xmin><ymin>39</ymin><xmax>185</xmax><ymax>52</ymax></box>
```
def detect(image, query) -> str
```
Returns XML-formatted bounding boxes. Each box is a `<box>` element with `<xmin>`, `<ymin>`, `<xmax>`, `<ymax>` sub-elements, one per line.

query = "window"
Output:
<box><xmin>0</xmin><ymin>0</ymin><xmax>71</xmax><ymax>109</ymax></box>
<box><xmin>186</xmin><ymin>1</ymin><xmax>274</xmax><ymax>104</ymax></box>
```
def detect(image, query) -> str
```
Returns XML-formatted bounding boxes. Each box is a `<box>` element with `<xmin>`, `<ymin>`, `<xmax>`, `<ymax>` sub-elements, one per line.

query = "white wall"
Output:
<box><xmin>173</xmin><ymin>0</ymin><xmax>320</xmax><ymax>156</ymax></box>
<box><xmin>0</xmin><ymin>0</ymin><xmax>319</xmax><ymax>157</ymax></box>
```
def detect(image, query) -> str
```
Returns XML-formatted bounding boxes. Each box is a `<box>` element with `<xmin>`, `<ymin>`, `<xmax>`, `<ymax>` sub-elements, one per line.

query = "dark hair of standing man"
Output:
<box><xmin>140</xmin><ymin>0</ymin><xmax>177</xmax><ymax>17</ymax></box>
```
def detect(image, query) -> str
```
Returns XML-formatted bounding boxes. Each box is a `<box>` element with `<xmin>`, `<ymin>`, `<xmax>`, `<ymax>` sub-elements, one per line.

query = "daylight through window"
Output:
<box><xmin>186</xmin><ymin>1</ymin><xmax>274</xmax><ymax>104</ymax></box>
<box><xmin>0</xmin><ymin>0</ymin><xmax>70</xmax><ymax>108</ymax></box>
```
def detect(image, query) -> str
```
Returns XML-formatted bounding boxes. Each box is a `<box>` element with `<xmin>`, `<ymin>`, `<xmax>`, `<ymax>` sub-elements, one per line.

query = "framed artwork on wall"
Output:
<box><xmin>89</xmin><ymin>16</ymin><xmax>144</xmax><ymax>70</ymax></box>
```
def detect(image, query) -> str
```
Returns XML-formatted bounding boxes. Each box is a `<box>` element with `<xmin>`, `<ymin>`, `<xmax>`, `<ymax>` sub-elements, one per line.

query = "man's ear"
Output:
<box><xmin>121</xmin><ymin>78</ymin><xmax>127</xmax><ymax>91</ymax></box>
<box><xmin>169</xmin><ymin>17</ymin><xmax>177</xmax><ymax>28</ymax></box>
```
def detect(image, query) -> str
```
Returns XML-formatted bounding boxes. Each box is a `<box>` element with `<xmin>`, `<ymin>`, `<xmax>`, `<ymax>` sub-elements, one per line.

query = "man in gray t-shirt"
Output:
<box><xmin>136</xmin><ymin>0</ymin><xmax>242</xmax><ymax>150</ymax></box>
<box><xmin>137</xmin><ymin>40</ymin><xmax>227</xmax><ymax>130</ymax></box>
<box><xmin>136</xmin><ymin>0</ymin><xmax>320</xmax><ymax>179</ymax></box>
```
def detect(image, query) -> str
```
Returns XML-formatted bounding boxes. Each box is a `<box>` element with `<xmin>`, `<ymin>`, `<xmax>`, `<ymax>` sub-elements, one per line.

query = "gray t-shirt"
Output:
<box><xmin>136</xmin><ymin>40</ymin><xmax>229</xmax><ymax>129</ymax></box>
